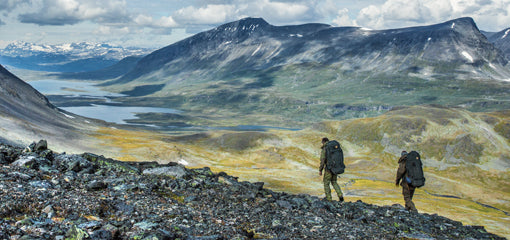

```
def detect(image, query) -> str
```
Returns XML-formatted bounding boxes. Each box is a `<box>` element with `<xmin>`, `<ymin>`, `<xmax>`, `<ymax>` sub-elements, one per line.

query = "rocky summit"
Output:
<box><xmin>0</xmin><ymin>140</ymin><xmax>504</xmax><ymax>240</ymax></box>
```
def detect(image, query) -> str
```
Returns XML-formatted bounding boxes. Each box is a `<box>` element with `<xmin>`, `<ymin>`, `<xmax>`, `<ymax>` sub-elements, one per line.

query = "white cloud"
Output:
<box><xmin>421</xmin><ymin>1</ymin><xmax>453</xmax><ymax>20</ymax></box>
<box><xmin>93</xmin><ymin>25</ymin><xmax>130</xmax><ymax>35</ymax></box>
<box><xmin>315</xmin><ymin>0</ymin><xmax>342</xmax><ymax>18</ymax></box>
<box><xmin>171</xmin><ymin>0</ymin><xmax>326</xmax><ymax>27</ymax></box>
<box><xmin>332</xmin><ymin>8</ymin><xmax>356</xmax><ymax>27</ymax></box>
<box><xmin>173</xmin><ymin>4</ymin><xmax>237</xmax><ymax>25</ymax></box>
<box><xmin>0</xmin><ymin>0</ymin><xmax>30</xmax><ymax>12</ymax></box>
<box><xmin>157</xmin><ymin>16</ymin><xmax>179</xmax><ymax>28</ymax></box>
<box><xmin>134</xmin><ymin>14</ymin><xmax>179</xmax><ymax>28</ymax></box>
<box><xmin>357</xmin><ymin>5</ymin><xmax>384</xmax><ymax>29</ymax></box>
<box><xmin>134</xmin><ymin>14</ymin><xmax>154</xmax><ymax>26</ymax></box>
<box><xmin>255</xmin><ymin>0</ymin><xmax>310</xmax><ymax>22</ymax></box>
<box><xmin>18</xmin><ymin>0</ymin><xmax>130</xmax><ymax>26</ymax></box>
<box><xmin>467</xmin><ymin>0</ymin><xmax>510</xmax><ymax>31</ymax></box>
<box><xmin>355</xmin><ymin>0</ymin><xmax>510</xmax><ymax>31</ymax></box>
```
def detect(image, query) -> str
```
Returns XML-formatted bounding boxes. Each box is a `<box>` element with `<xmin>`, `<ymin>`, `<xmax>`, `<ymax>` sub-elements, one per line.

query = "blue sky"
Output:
<box><xmin>0</xmin><ymin>0</ymin><xmax>509</xmax><ymax>49</ymax></box>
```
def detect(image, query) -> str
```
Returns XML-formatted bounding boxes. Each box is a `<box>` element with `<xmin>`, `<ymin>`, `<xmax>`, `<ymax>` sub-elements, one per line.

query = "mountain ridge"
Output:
<box><xmin>114</xmin><ymin>16</ymin><xmax>508</xmax><ymax>85</ymax></box>
<box><xmin>486</xmin><ymin>28</ymin><xmax>510</xmax><ymax>60</ymax></box>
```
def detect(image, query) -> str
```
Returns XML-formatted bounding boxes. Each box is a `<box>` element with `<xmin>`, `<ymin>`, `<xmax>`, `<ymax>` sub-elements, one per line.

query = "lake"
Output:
<box><xmin>28</xmin><ymin>79</ymin><xmax>300</xmax><ymax>131</ymax></box>
<box><xmin>28</xmin><ymin>79</ymin><xmax>180</xmax><ymax>125</ymax></box>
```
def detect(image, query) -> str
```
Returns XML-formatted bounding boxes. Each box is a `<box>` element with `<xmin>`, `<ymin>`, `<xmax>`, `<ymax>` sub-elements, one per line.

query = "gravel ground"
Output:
<box><xmin>0</xmin><ymin>140</ymin><xmax>505</xmax><ymax>239</ymax></box>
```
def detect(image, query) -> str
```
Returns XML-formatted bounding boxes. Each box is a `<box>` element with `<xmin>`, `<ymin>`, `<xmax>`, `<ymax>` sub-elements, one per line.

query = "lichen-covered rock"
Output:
<box><xmin>142</xmin><ymin>165</ymin><xmax>187</xmax><ymax>178</ymax></box>
<box><xmin>82</xmin><ymin>152</ymin><xmax>140</xmax><ymax>174</ymax></box>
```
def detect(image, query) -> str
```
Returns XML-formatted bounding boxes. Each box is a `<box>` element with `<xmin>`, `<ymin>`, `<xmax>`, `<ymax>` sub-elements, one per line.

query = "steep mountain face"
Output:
<box><xmin>102</xmin><ymin>17</ymin><xmax>510</xmax><ymax>125</ymax></box>
<box><xmin>0</xmin><ymin>65</ymin><xmax>98</xmax><ymax>151</ymax></box>
<box><xmin>486</xmin><ymin>28</ymin><xmax>510</xmax><ymax>60</ymax></box>
<box><xmin>0</xmin><ymin>41</ymin><xmax>151</xmax><ymax>72</ymax></box>
<box><xmin>116</xmin><ymin>18</ymin><xmax>330</xmax><ymax>82</ymax></box>
<box><xmin>0</xmin><ymin>64</ymin><xmax>57</xmax><ymax>122</ymax></box>
<box><xmin>117</xmin><ymin>17</ymin><xmax>508</xmax><ymax>84</ymax></box>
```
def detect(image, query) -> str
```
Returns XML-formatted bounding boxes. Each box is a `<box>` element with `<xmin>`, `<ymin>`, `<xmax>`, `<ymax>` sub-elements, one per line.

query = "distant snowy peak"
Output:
<box><xmin>1</xmin><ymin>41</ymin><xmax>153</xmax><ymax>60</ymax></box>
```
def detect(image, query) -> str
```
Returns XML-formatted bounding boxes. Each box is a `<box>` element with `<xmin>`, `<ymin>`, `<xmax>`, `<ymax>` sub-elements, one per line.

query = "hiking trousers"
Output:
<box><xmin>323</xmin><ymin>169</ymin><xmax>343</xmax><ymax>201</ymax></box>
<box><xmin>402</xmin><ymin>182</ymin><xmax>417</xmax><ymax>212</ymax></box>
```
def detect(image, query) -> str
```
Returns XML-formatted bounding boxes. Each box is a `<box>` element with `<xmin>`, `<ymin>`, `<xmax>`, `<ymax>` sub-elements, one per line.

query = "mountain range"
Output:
<box><xmin>87</xmin><ymin>17</ymin><xmax>510</xmax><ymax>127</ymax></box>
<box><xmin>116</xmin><ymin>17</ymin><xmax>508</xmax><ymax>83</ymax></box>
<box><xmin>0</xmin><ymin>41</ymin><xmax>152</xmax><ymax>72</ymax></box>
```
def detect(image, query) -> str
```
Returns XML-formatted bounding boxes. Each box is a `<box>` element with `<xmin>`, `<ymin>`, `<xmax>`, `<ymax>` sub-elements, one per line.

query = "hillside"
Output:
<box><xmin>0</xmin><ymin>64</ymin><xmax>107</xmax><ymax>153</ymax></box>
<box><xmin>116</xmin><ymin>17</ymin><xmax>508</xmax><ymax>83</ymax></box>
<box><xmin>0</xmin><ymin>141</ymin><xmax>504</xmax><ymax>239</ymax></box>
<box><xmin>87</xmin><ymin>105</ymin><xmax>510</xmax><ymax>238</ymax></box>
<box><xmin>96</xmin><ymin>17</ymin><xmax>510</xmax><ymax>126</ymax></box>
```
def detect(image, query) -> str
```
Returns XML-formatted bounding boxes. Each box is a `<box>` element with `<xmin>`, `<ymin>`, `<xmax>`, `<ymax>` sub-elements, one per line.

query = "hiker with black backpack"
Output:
<box><xmin>319</xmin><ymin>137</ymin><xmax>345</xmax><ymax>202</ymax></box>
<box><xmin>395</xmin><ymin>150</ymin><xmax>425</xmax><ymax>212</ymax></box>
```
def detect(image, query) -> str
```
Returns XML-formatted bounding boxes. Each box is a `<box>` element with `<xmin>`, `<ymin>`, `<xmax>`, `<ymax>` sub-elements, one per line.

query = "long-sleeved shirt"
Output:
<box><xmin>396</xmin><ymin>154</ymin><xmax>407</xmax><ymax>185</ymax></box>
<box><xmin>319</xmin><ymin>143</ymin><xmax>327</xmax><ymax>172</ymax></box>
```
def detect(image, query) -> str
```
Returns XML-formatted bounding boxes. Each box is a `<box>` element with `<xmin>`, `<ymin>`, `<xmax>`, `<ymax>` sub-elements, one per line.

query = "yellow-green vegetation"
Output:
<box><xmin>90</xmin><ymin>105</ymin><xmax>510</xmax><ymax>238</ymax></box>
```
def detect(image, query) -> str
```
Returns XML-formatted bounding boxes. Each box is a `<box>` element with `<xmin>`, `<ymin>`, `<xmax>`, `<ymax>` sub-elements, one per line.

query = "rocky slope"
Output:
<box><xmin>0</xmin><ymin>64</ymin><xmax>105</xmax><ymax>153</ymax></box>
<box><xmin>0</xmin><ymin>140</ymin><xmax>504</xmax><ymax>239</ymax></box>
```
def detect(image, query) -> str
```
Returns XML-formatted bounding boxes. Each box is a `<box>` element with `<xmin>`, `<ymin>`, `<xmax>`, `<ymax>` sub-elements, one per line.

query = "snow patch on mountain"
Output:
<box><xmin>503</xmin><ymin>29</ymin><xmax>510</xmax><ymax>39</ymax></box>
<box><xmin>252</xmin><ymin>45</ymin><xmax>262</xmax><ymax>56</ymax></box>
<box><xmin>462</xmin><ymin>51</ymin><xmax>474</xmax><ymax>63</ymax></box>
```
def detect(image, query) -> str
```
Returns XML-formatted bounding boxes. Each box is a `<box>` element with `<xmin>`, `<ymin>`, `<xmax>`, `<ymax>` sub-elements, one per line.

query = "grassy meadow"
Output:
<box><xmin>89</xmin><ymin>105</ymin><xmax>510</xmax><ymax>238</ymax></box>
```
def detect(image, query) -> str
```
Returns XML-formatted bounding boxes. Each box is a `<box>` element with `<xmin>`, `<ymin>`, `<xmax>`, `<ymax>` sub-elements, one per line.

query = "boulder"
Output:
<box><xmin>86</xmin><ymin>180</ymin><xmax>107</xmax><ymax>191</ymax></box>
<box><xmin>34</xmin><ymin>140</ymin><xmax>48</xmax><ymax>152</ymax></box>
<box><xmin>142</xmin><ymin>165</ymin><xmax>187</xmax><ymax>178</ymax></box>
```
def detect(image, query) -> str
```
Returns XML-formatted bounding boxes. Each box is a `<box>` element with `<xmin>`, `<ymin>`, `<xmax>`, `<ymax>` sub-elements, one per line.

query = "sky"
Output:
<box><xmin>0</xmin><ymin>0</ymin><xmax>509</xmax><ymax>49</ymax></box>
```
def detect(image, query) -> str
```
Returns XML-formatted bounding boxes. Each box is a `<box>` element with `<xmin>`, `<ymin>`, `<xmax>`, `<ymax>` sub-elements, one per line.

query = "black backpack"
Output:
<box><xmin>405</xmin><ymin>151</ymin><xmax>425</xmax><ymax>188</ymax></box>
<box><xmin>325</xmin><ymin>140</ymin><xmax>345</xmax><ymax>174</ymax></box>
